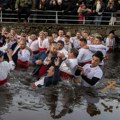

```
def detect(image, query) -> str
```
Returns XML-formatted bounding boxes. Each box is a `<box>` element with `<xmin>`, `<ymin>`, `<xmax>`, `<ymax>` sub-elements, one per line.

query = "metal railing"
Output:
<box><xmin>0</xmin><ymin>9</ymin><xmax>120</xmax><ymax>26</ymax></box>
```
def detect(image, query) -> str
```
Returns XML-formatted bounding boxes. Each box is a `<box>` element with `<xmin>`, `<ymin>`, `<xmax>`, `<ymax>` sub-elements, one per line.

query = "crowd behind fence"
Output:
<box><xmin>0</xmin><ymin>0</ymin><xmax>120</xmax><ymax>25</ymax></box>
<box><xmin>0</xmin><ymin>9</ymin><xmax>120</xmax><ymax>26</ymax></box>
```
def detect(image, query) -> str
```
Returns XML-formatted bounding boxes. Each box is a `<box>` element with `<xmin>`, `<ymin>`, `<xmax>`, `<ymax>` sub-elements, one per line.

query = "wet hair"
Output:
<box><xmin>109</xmin><ymin>30</ymin><xmax>115</xmax><ymax>35</ymax></box>
<box><xmin>39</xmin><ymin>31</ymin><xmax>45</xmax><ymax>35</ymax></box>
<box><xmin>95</xmin><ymin>36</ymin><xmax>103</xmax><ymax>42</ymax></box>
<box><xmin>70</xmin><ymin>48</ymin><xmax>79</xmax><ymax>58</ymax></box>
<box><xmin>57</xmin><ymin>40</ymin><xmax>64</xmax><ymax>46</ymax></box>
<box><xmin>49</xmin><ymin>51</ymin><xmax>55</xmax><ymax>56</ymax></box>
<box><xmin>92</xmin><ymin>51</ymin><xmax>104</xmax><ymax>62</ymax></box>
<box><xmin>0</xmin><ymin>50</ymin><xmax>4</xmax><ymax>57</ymax></box>
<box><xmin>64</xmin><ymin>35</ymin><xmax>70</xmax><ymax>39</ymax></box>
<box><xmin>80</xmin><ymin>38</ymin><xmax>87</xmax><ymax>44</ymax></box>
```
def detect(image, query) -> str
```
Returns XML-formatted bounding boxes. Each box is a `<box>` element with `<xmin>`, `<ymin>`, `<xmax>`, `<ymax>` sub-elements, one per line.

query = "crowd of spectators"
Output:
<box><xmin>0</xmin><ymin>0</ymin><xmax>120</xmax><ymax>25</ymax></box>
<box><xmin>0</xmin><ymin>0</ymin><xmax>120</xmax><ymax>12</ymax></box>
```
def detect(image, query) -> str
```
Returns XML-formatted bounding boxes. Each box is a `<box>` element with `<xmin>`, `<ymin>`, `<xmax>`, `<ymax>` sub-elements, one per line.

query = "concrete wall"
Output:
<box><xmin>0</xmin><ymin>23</ymin><xmax>120</xmax><ymax>36</ymax></box>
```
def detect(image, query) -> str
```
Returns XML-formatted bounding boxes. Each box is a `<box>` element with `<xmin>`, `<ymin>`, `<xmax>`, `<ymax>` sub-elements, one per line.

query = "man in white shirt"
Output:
<box><xmin>75</xmin><ymin>51</ymin><xmax>103</xmax><ymax>87</ymax></box>
<box><xmin>60</xmin><ymin>48</ymin><xmax>78</xmax><ymax>80</ymax></box>
<box><xmin>0</xmin><ymin>50</ymin><xmax>15</xmax><ymax>86</ymax></box>
<box><xmin>57</xmin><ymin>40</ymin><xmax>68</xmax><ymax>59</ymax></box>
<box><xmin>104</xmin><ymin>32</ymin><xmax>115</xmax><ymax>52</ymax></box>
<box><xmin>38</xmin><ymin>31</ymin><xmax>46</xmax><ymax>51</ymax></box>
<box><xmin>87</xmin><ymin>36</ymin><xmax>109</xmax><ymax>66</ymax></box>
<box><xmin>77</xmin><ymin>38</ymin><xmax>93</xmax><ymax>66</ymax></box>
<box><xmin>17</xmin><ymin>40</ymin><xmax>31</xmax><ymax>68</ymax></box>
<box><xmin>64</xmin><ymin>35</ymin><xmax>72</xmax><ymax>52</ymax></box>
<box><xmin>55</xmin><ymin>30</ymin><xmax>65</xmax><ymax>42</ymax></box>
<box><xmin>28</xmin><ymin>33</ymin><xmax>39</xmax><ymax>54</ymax></box>
<box><xmin>70</xmin><ymin>31</ymin><xmax>81</xmax><ymax>49</ymax></box>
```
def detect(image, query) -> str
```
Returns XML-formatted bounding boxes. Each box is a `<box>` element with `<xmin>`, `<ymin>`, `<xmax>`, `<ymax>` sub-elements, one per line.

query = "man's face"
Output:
<box><xmin>68</xmin><ymin>51</ymin><xmax>73</xmax><ymax>59</ymax></box>
<box><xmin>58</xmin><ymin>30</ymin><xmax>64</xmax><ymax>36</ymax></box>
<box><xmin>0</xmin><ymin>56</ymin><xmax>3</xmax><ymax>62</ymax></box>
<box><xmin>76</xmin><ymin>32</ymin><xmax>81</xmax><ymax>38</ymax></box>
<box><xmin>47</xmin><ymin>66</ymin><xmax>55</xmax><ymax>76</ymax></box>
<box><xmin>91</xmin><ymin>56</ymin><xmax>100</xmax><ymax>67</ymax></box>
<box><xmin>21</xmin><ymin>32</ymin><xmax>26</xmax><ymax>38</ymax></box>
<box><xmin>57</xmin><ymin>43</ymin><xmax>63</xmax><ymax>50</ymax></box>
<box><xmin>50</xmin><ymin>45</ymin><xmax>57</xmax><ymax>53</ymax></box>
<box><xmin>94</xmin><ymin>38</ymin><xmax>101</xmax><ymax>45</ymax></box>
<box><xmin>19</xmin><ymin>41</ymin><xmax>26</xmax><ymax>49</ymax></box>
<box><xmin>39</xmin><ymin>33</ymin><xmax>45</xmax><ymax>40</ymax></box>
<box><xmin>89</xmin><ymin>36</ymin><xmax>95</xmax><ymax>43</ymax></box>
<box><xmin>48</xmin><ymin>36</ymin><xmax>54</xmax><ymax>44</ymax></box>
<box><xmin>9</xmin><ymin>34</ymin><xmax>15</xmax><ymax>41</ymax></box>
<box><xmin>30</xmin><ymin>34</ymin><xmax>36</xmax><ymax>41</ymax></box>
<box><xmin>80</xmin><ymin>41</ymin><xmax>85</xmax><ymax>47</ymax></box>
<box><xmin>64</xmin><ymin>36</ymin><xmax>69</xmax><ymax>43</ymax></box>
<box><xmin>109</xmin><ymin>33</ymin><xmax>114</xmax><ymax>39</ymax></box>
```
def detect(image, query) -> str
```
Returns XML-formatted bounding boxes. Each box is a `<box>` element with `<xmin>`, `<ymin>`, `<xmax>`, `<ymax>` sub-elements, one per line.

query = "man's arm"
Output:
<box><xmin>81</xmin><ymin>74</ymin><xmax>100</xmax><ymax>86</ymax></box>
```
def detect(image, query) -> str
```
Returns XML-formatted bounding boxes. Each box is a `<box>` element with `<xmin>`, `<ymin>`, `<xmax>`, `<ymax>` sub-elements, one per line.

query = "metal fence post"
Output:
<box><xmin>110</xmin><ymin>12</ymin><xmax>115</xmax><ymax>26</ymax></box>
<box><xmin>0</xmin><ymin>10</ymin><xmax>2</xmax><ymax>22</ymax></box>
<box><xmin>55</xmin><ymin>11</ymin><xmax>58</xmax><ymax>24</ymax></box>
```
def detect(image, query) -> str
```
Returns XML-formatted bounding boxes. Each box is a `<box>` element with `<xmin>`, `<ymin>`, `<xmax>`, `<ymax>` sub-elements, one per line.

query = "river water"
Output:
<box><xmin>0</xmin><ymin>52</ymin><xmax>120</xmax><ymax>120</ymax></box>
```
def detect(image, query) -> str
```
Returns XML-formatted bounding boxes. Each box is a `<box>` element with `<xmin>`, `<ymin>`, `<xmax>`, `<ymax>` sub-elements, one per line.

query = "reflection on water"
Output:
<box><xmin>0</xmin><ymin>87</ymin><xmax>13</xmax><ymax>120</ymax></box>
<box><xmin>0</xmin><ymin>52</ymin><xmax>120</xmax><ymax>120</ymax></box>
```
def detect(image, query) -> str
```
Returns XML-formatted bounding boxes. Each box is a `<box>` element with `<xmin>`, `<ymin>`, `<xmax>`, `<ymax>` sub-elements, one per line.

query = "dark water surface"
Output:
<box><xmin>0</xmin><ymin>52</ymin><xmax>120</xmax><ymax>120</ymax></box>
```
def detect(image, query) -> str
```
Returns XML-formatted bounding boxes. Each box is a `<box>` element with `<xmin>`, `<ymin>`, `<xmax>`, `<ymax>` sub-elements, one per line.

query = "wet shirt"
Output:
<box><xmin>34</xmin><ymin>66</ymin><xmax>60</xmax><ymax>87</ymax></box>
<box><xmin>0</xmin><ymin>61</ymin><xmax>15</xmax><ymax>80</ymax></box>
<box><xmin>18</xmin><ymin>49</ymin><xmax>31</xmax><ymax>62</ymax></box>
<box><xmin>81</xmin><ymin>64</ymin><xmax>103</xmax><ymax>87</ymax></box>
<box><xmin>60</xmin><ymin>58</ymin><xmax>78</xmax><ymax>76</ymax></box>
<box><xmin>55</xmin><ymin>36</ymin><xmax>65</xmax><ymax>42</ymax></box>
<box><xmin>77</xmin><ymin>48</ymin><xmax>93</xmax><ymax>63</ymax></box>
<box><xmin>105</xmin><ymin>38</ymin><xmax>115</xmax><ymax>48</ymax></box>
<box><xmin>70</xmin><ymin>37</ymin><xmax>80</xmax><ymax>49</ymax></box>
<box><xmin>88</xmin><ymin>44</ymin><xmax>109</xmax><ymax>66</ymax></box>
<box><xmin>29</xmin><ymin>39</ymin><xmax>39</xmax><ymax>52</ymax></box>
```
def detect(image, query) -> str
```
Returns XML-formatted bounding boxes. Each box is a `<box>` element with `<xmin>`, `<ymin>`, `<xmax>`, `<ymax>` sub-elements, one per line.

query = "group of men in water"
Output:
<box><xmin>0</xmin><ymin>27</ymin><xmax>115</xmax><ymax>88</ymax></box>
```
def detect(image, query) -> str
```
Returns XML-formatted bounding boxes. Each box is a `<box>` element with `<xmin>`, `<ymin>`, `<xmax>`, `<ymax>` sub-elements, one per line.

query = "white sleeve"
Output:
<box><xmin>18</xmin><ymin>50</ymin><xmax>30</xmax><ymax>62</ymax></box>
<box><xmin>70</xmin><ymin>37</ymin><xmax>73</xmax><ymax>44</ymax></box>
<box><xmin>88</xmin><ymin>45</ymin><xmax>108</xmax><ymax>53</ymax></box>
<box><xmin>77</xmin><ymin>50</ymin><xmax>84</xmax><ymax>62</ymax></box>
<box><xmin>94</xmin><ymin>70</ymin><xmax>103</xmax><ymax>79</ymax></box>
<box><xmin>64</xmin><ymin>59</ymin><xmax>75</xmax><ymax>69</ymax></box>
<box><xmin>7</xmin><ymin>61</ymin><xmax>15</xmax><ymax>71</ymax></box>
<box><xmin>42</xmin><ymin>39</ymin><xmax>48</xmax><ymax>49</ymax></box>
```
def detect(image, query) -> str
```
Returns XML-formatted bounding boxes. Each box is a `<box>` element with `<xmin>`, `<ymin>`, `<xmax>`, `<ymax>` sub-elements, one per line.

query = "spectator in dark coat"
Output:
<box><xmin>15</xmin><ymin>0</ymin><xmax>32</xmax><ymax>23</ymax></box>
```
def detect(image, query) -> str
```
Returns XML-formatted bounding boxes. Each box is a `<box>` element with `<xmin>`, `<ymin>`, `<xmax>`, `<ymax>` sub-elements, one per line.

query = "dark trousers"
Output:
<box><xmin>18</xmin><ymin>7</ymin><xmax>31</xmax><ymax>21</ymax></box>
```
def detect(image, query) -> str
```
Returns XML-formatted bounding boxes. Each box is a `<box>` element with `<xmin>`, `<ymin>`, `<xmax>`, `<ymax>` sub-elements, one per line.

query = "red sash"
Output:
<box><xmin>0</xmin><ymin>78</ymin><xmax>7</xmax><ymax>86</ymax></box>
<box><xmin>38</xmin><ymin>65</ymin><xmax>46</xmax><ymax>78</ymax></box>
<box><xmin>17</xmin><ymin>59</ymin><xmax>29</xmax><ymax>68</ymax></box>
<box><xmin>78</xmin><ymin>61</ymin><xmax>91</xmax><ymax>67</ymax></box>
<box><xmin>60</xmin><ymin>71</ymin><xmax>74</xmax><ymax>80</ymax></box>
<box><xmin>32</xmin><ymin>50</ymin><xmax>39</xmax><ymax>54</ymax></box>
<box><xmin>108</xmin><ymin>46</ymin><xmax>113</xmax><ymax>53</ymax></box>
<box><xmin>39</xmin><ymin>48</ymin><xmax>47</xmax><ymax>52</ymax></box>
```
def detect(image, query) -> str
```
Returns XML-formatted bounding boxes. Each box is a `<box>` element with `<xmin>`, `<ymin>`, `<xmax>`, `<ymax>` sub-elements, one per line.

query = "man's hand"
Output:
<box><xmin>54</xmin><ymin>58</ymin><xmax>60</xmax><ymax>66</ymax></box>
<box><xmin>57</xmin><ymin>52</ymin><xmax>65</xmax><ymax>58</ymax></box>
<box><xmin>7</xmin><ymin>49</ymin><xmax>13</xmax><ymax>57</ymax></box>
<box><xmin>35</xmin><ymin>60</ymin><xmax>43</xmax><ymax>65</ymax></box>
<box><xmin>7</xmin><ymin>49</ymin><xmax>13</xmax><ymax>61</ymax></box>
<box><xmin>77</xmin><ymin>66</ymin><xmax>84</xmax><ymax>75</ymax></box>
